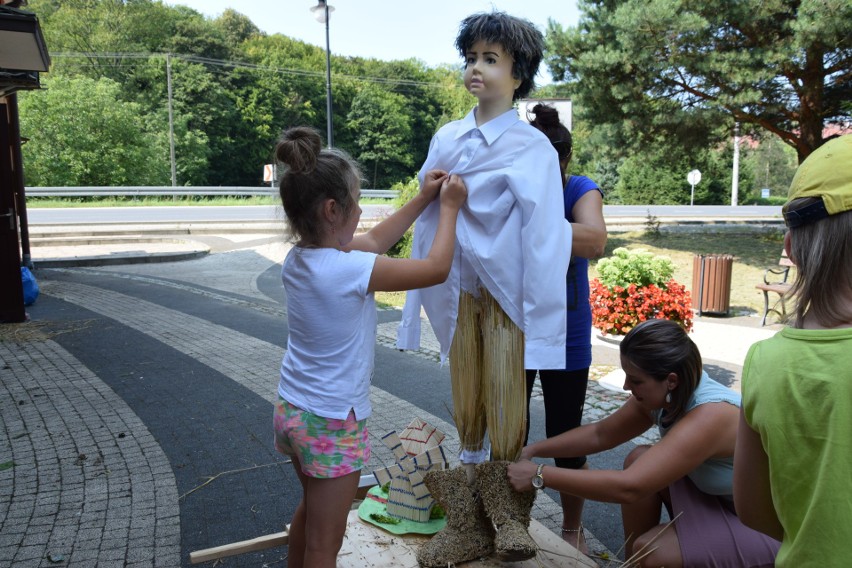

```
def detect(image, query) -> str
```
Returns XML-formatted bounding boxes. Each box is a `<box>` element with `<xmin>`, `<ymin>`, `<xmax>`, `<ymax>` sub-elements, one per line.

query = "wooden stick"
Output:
<box><xmin>189</xmin><ymin>475</ymin><xmax>377</xmax><ymax>564</ymax></box>
<box><xmin>621</xmin><ymin>512</ymin><xmax>682</xmax><ymax>568</ymax></box>
<box><xmin>189</xmin><ymin>527</ymin><xmax>289</xmax><ymax>564</ymax></box>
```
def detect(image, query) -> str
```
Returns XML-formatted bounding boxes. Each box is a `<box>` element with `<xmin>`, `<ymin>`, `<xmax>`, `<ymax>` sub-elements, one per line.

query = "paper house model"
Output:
<box><xmin>372</xmin><ymin>418</ymin><xmax>449</xmax><ymax>522</ymax></box>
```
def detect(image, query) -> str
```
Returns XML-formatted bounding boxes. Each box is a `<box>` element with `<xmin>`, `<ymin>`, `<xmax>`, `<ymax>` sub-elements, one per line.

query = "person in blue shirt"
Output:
<box><xmin>523</xmin><ymin>102</ymin><xmax>607</xmax><ymax>555</ymax></box>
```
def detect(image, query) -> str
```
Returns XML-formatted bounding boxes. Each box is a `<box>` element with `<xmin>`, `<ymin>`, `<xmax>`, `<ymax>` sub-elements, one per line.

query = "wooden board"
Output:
<box><xmin>189</xmin><ymin>529</ymin><xmax>289</xmax><ymax>564</ymax></box>
<box><xmin>337</xmin><ymin>510</ymin><xmax>598</xmax><ymax>567</ymax></box>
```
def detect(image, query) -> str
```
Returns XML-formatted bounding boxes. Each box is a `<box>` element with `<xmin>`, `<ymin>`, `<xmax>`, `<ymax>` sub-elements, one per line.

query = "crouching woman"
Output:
<box><xmin>507</xmin><ymin>319</ymin><xmax>780</xmax><ymax>567</ymax></box>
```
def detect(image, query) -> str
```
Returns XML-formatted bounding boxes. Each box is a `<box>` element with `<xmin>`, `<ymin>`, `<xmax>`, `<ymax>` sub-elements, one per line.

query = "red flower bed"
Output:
<box><xmin>590</xmin><ymin>278</ymin><xmax>694</xmax><ymax>336</ymax></box>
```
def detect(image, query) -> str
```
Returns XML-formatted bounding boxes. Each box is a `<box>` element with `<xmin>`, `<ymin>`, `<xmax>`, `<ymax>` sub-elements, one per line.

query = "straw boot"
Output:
<box><xmin>416</xmin><ymin>466</ymin><xmax>495</xmax><ymax>567</ymax></box>
<box><xmin>476</xmin><ymin>461</ymin><xmax>537</xmax><ymax>561</ymax></box>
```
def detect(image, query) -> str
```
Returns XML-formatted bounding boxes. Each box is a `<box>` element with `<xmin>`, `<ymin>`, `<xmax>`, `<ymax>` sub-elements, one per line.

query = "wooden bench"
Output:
<box><xmin>755</xmin><ymin>251</ymin><xmax>794</xmax><ymax>326</ymax></box>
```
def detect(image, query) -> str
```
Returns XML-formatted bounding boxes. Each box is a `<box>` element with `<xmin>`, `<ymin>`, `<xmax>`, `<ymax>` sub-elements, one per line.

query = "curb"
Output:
<box><xmin>32</xmin><ymin>249</ymin><xmax>210</xmax><ymax>269</ymax></box>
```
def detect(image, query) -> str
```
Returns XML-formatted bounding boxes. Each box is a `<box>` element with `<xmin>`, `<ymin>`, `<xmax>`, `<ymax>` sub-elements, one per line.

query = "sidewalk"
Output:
<box><xmin>1</xmin><ymin>231</ymin><xmax>782</xmax><ymax>566</ymax></box>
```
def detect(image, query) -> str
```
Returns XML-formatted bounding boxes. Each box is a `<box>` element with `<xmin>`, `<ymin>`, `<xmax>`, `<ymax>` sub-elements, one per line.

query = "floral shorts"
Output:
<box><xmin>273</xmin><ymin>397</ymin><xmax>370</xmax><ymax>479</ymax></box>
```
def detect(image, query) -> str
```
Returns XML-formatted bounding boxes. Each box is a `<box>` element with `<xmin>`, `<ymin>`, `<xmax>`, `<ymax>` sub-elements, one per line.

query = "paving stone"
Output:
<box><xmin>2</xmin><ymin>234</ymin><xmax>770</xmax><ymax>567</ymax></box>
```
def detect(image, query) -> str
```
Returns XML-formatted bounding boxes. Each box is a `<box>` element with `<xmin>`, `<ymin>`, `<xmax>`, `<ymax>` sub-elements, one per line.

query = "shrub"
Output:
<box><xmin>596</xmin><ymin>247</ymin><xmax>674</xmax><ymax>289</ymax></box>
<box><xmin>386</xmin><ymin>175</ymin><xmax>420</xmax><ymax>259</ymax></box>
<box><xmin>590</xmin><ymin>248</ymin><xmax>692</xmax><ymax>335</ymax></box>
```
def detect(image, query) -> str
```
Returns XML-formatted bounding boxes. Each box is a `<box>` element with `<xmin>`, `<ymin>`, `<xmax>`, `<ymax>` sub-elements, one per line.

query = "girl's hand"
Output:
<box><xmin>507</xmin><ymin>459</ymin><xmax>538</xmax><ymax>492</ymax></box>
<box><xmin>440</xmin><ymin>174</ymin><xmax>467</xmax><ymax>209</ymax></box>
<box><xmin>519</xmin><ymin>445</ymin><xmax>535</xmax><ymax>461</ymax></box>
<box><xmin>420</xmin><ymin>169</ymin><xmax>449</xmax><ymax>202</ymax></box>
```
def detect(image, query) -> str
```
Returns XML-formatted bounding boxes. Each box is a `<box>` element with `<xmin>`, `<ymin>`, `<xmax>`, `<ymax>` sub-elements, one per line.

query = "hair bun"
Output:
<box><xmin>275</xmin><ymin>127</ymin><xmax>323</xmax><ymax>174</ymax></box>
<box><xmin>531</xmin><ymin>103</ymin><xmax>560</xmax><ymax>127</ymax></box>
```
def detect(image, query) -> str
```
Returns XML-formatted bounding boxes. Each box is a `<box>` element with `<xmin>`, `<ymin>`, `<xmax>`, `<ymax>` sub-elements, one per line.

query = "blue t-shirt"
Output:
<box><xmin>564</xmin><ymin>175</ymin><xmax>603</xmax><ymax>371</ymax></box>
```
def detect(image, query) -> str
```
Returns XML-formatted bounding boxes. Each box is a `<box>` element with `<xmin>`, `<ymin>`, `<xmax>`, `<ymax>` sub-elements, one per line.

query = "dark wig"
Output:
<box><xmin>455</xmin><ymin>11</ymin><xmax>544</xmax><ymax>100</ymax></box>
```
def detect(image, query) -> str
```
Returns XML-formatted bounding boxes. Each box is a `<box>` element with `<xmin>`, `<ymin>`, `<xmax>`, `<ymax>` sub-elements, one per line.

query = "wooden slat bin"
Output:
<box><xmin>692</xmin><ymin>254</ymin><xmax>734</xmax><ymax>316</ymax></box>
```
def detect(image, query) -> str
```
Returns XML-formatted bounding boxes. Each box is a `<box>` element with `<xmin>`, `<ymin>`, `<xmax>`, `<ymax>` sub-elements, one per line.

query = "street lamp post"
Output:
<box><xmin>311</xmin><ymin>1</ymin><xmax>334</xmax><ymax>148</ymax></box>
<box><xmin>731</xmin><ymin>122</ymin><xmax>740</xmax><ymax>207</ymax></box>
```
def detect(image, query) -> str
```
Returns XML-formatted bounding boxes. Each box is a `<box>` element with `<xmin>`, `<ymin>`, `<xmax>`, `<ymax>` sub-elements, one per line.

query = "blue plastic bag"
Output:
<box><xmin>21</xmin><ymin>266</ymin><xmax>39</xmax><ymax>306</ymax></box>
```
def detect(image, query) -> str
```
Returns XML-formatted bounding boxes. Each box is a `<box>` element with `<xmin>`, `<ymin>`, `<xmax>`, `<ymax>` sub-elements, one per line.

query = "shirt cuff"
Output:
<box><xmin>396</xmin><ymin>318</ymin><xmax>422</xmax><ymax>350</ymax></box>
<box><xmin>524</xmin><ymin>339</ymin><xmax>566</xmax><ymax>370</ymax></box>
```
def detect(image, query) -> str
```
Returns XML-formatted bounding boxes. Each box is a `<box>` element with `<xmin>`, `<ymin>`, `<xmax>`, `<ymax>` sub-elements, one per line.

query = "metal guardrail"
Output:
<box><xmin>25</xmin><ymin>186</ymin><xmax>398</xmax><ymax>199</ymax></box>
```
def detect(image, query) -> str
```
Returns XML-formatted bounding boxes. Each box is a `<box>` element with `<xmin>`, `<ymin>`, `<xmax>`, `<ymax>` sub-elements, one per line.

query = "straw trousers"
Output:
<box><xmin>449</xmin><ymin>288</ymin><xmax>526</xmax><ymax>462</ymax></box>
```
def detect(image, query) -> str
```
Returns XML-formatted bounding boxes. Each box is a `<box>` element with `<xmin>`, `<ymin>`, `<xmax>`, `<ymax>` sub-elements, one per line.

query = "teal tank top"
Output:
<box><xmin>653</xmin><ymin>372</ymin><xmax>741</xmax><ymax>497</ymax></box>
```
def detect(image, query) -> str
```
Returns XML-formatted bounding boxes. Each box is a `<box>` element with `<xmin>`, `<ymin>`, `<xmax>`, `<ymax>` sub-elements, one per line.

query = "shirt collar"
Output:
<box><xmin>454</xmin><ymin>107</ymin><xmax>519</xmax><ymax>145</ymax></box>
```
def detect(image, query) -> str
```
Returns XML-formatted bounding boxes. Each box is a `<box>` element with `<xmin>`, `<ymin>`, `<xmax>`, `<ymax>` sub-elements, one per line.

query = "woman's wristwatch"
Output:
<box><xmin>532</xmin><ymin>463</ymin><xmax>545</xmax><ymax>489</ymax></box>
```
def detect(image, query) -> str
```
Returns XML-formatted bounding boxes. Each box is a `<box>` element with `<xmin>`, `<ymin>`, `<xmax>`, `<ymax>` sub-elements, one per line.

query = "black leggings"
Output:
<box><xmin>525</xmin><ymin>368</ymin><xmax>589</xmax><ymax>470</ymax></box>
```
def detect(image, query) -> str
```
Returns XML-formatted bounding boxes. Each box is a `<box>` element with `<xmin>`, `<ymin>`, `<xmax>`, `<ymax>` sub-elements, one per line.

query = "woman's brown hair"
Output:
<box><xmin>528</xmin><ymin>103</ymin><xmax>572</xmax><ymax>185</ymax></box>
<box><xmin>620</xmin><ymin>319</ymin><xmax>703</xmax><ymax>425</ymax></box>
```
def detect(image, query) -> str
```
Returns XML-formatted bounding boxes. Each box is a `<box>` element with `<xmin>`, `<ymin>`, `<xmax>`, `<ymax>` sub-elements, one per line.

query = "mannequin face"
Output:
<box><xmin>463</xmin><ymin>40</ymin><xmax>520</xmax><ymax>108</ymax></box>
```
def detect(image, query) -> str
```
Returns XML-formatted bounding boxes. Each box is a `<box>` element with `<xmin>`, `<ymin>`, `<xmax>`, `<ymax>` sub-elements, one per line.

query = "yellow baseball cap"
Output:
<box><xmin>782</xmin><ymin>135</ymin><xmax>852</xmax><ymax>228</ymax></box>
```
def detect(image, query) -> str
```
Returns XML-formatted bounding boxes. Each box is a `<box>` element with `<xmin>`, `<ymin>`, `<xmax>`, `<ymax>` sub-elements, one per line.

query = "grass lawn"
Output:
<box><xmin>376</xmin><ymin>226</ymin><xmax>790</xmax><ymax>318</ymax></box>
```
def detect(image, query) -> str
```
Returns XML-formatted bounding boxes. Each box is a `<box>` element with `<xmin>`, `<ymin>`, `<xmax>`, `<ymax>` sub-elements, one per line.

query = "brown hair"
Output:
<box><xmin>528</xmin><ymin>103</ymin><xmax>572</xmax><ymax>185</ymax></box>
<box><xmin>620</xmin><ymin>319</ymin><xmax>703</xmax><ymax>425</ymax></box>
<box><xmin>787</xmin><ymin>207</ymin><xmax>852</xmax><ymax>328</ymax></box>
<box><xmin>274</xmin><ymin>127</ymin><xmax>361</xmax><ymax>245</ymax></box>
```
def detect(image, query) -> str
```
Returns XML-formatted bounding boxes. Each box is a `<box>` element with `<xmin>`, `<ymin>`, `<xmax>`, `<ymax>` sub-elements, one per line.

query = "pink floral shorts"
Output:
<box><xmin>273</xmin><ymin>397</ymin><xmax>370</xmax><ymax>479</ymax></box>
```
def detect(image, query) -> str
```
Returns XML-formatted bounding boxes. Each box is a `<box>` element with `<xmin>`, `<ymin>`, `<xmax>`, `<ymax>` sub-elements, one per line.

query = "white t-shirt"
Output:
<box><xmin>278</xmin><ymin>246</ymin><xmax>378</xmax><ymax>420</ymax></box>
<box><xmin>397</xmin><ymin>107</ymin><xmax>572</xmax><ymax>369</ymax></box>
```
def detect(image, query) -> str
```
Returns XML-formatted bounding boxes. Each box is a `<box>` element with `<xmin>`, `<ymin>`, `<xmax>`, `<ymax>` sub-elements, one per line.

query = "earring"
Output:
<box><xmin>665</xmin><ymin>392</ymin><xmax>672</xmax><ymax>404</ymax></box>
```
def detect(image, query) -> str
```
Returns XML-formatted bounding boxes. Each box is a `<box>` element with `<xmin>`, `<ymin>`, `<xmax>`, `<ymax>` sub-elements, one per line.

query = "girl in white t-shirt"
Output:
<box><xmin>271</xmin><ymin>126</ymin><xmax>466</xmax><ymax>568</ymax></box>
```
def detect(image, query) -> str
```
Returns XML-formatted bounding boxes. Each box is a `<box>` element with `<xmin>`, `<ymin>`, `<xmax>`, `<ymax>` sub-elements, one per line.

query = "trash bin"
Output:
<box><xmin>692</xmin><ymin>254</ymin><xmax>733</xmax><ymax>316</ymax></box>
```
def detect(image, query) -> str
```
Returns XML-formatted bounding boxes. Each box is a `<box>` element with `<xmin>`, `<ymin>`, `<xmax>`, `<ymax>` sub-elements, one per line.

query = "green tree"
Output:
<box><xmin>18</xmin><ymin>75</ymin><xmax>169</xmax><ymax>186</ymax></box>
<box><xmin>347</xmin><ymin>85</ymin><xmax>414</xmax><ymax>188</ymax></box>
<box><xmin>547</xmin><ymin>0</ymin><xmax>852</xmax><ymax>162</ymax></box>
<box><xmin>23</xmin><ymin>0</ymin><xmax>479</xmax><ymax>188</ymax></box>
<box><xmin>743</xmin><ymin>137</ymin><xmax>798</xmax><ymax>201</ymax></box>
<box><xmin>614</xmin><ymin>142</ymin><xmax>751</xmax><ymax>205</ymax></box>
<box><xmin>214</xmin><ymin>8</ymin><xmax>262</xmax><ymax>47</ymax></box>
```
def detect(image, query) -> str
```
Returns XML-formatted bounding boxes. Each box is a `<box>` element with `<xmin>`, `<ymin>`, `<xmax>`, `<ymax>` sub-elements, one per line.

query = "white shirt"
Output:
<box><xmin>397</xmin><ymin>107</ymin><xmax>572</xmax><ymax>368</ymax></box>
<box><xmin>278</xmin><ymin>247</ymin><xmax>378</xmax><ymax>420</ymax></box>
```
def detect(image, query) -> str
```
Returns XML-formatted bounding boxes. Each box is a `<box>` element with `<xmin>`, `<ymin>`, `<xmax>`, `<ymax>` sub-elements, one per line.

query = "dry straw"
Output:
<box><xmin>482</xmin><ymin>289</ymin><xmax>526</xmax><ymax>461</ymax></box>
<box><xmin>0</xmin><ymin>320</ymin><xmax>95</xmax><ymax>342</ymax></box>
<box><xmin>449</xmin><ymin>291</ymin><xmax>488</xmax><ymax>456</ymax></box>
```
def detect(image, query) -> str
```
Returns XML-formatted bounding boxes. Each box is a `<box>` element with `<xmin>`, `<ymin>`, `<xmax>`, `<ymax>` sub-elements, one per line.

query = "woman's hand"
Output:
<box><xmin>420</xmin><ymin>169</ymin><xmax>449</xmax><ymax>203</ymax></box>
<box><xmin>519</xmin><ymin>445</ymin><xmax>535</xmax><ymax>461</ymax></box>
<box><xmin>507</xmin><ymin>459</ymin><xmax>538</xmax><ymax>492</ymax></box>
